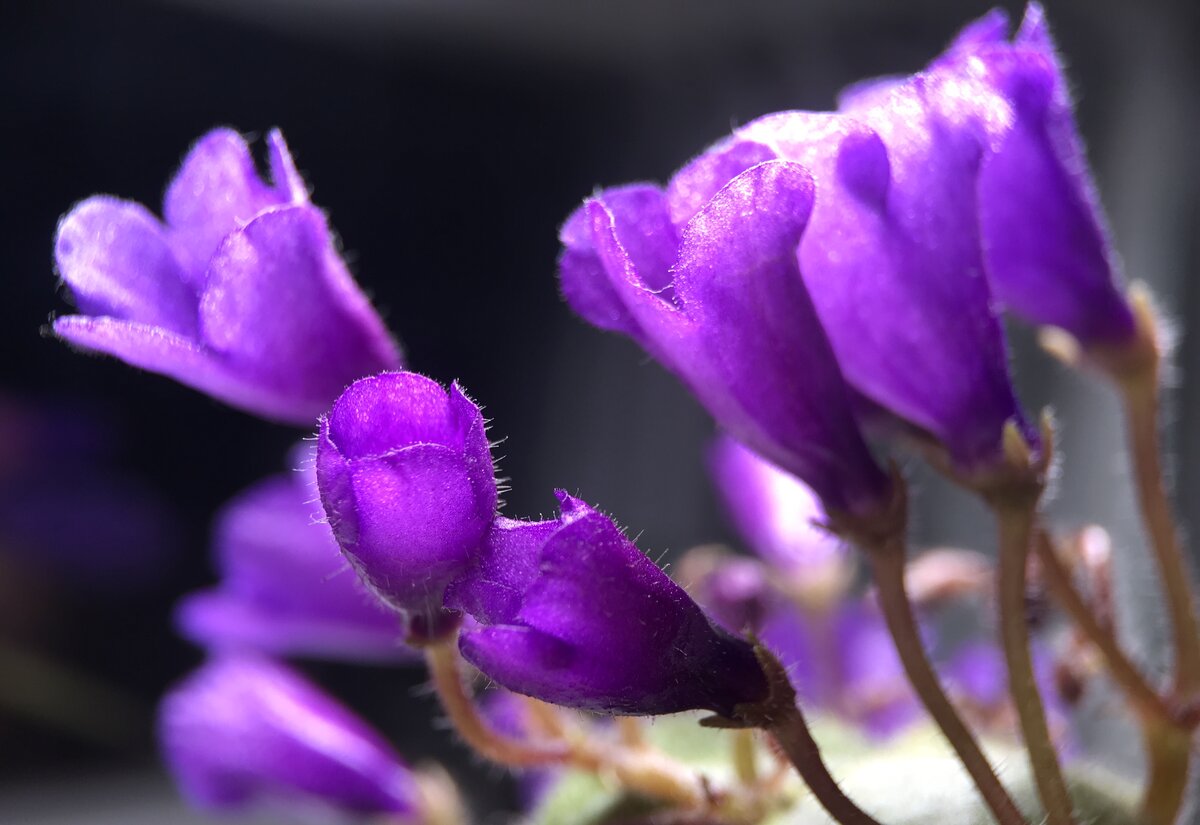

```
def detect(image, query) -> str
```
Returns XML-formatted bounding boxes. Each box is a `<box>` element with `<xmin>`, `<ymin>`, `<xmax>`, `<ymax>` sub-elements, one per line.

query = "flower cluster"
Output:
<box><xmin>46</xmin><ymin>5</ymin><xmax>1193</xmax><ymax>825</ymax></box>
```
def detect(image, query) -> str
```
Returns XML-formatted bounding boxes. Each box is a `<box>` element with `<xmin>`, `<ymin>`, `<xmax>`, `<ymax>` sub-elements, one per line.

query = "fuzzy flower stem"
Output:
<box><xmin>425</xmin><ymin>640</ymin><xmax>570</xmax><ymax>767</ymax></box>
<box><xmin>1116</xmin><ymin>342</ymin><xmax>1200</xmax><ymax>695</ymax></box>
<box><xmin>1033</xmin><ymin>529</ymin><xmax>1173</xmax><ymax>723</ymax></box>
<box><xmin>866</xmin><ymin>542</ymin><xmax>1027</xmax><ymax>825</ymax></box>
<box><xmin>1139</xmin><ymin>718</ymin><xmax>1192</xmax><ymax>825</ymax></box>
<box><xmin>424</xmin><ymin>638</ymin><xmax>710</xmax><ymax>809</ymax></box>
<box><xmin>766</xmin><ymin>704</ymin><xmax>883</xmax><ymax>825</ymax></box>
<box><xmin>833</xmin><ymin>475</ymin><xmax>1026</xmax><ymax>825</ymax></box>
<box><xmin>992</xmin><ymin>496</ymin><xmax>1075</xmax><ymax>825</ymax></box>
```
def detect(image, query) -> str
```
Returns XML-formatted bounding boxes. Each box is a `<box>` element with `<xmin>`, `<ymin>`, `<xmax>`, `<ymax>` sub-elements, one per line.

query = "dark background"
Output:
<box><xmin>1</xmin><ymin>0</ymin><xmax>1197</xmax><ymax>821</ymax></box>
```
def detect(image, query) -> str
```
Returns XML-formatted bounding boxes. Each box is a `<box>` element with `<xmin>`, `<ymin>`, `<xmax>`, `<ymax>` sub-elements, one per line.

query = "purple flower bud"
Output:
<box><xmin>560</xmin><ymin>161</ymin><xmax>891</xmax><ymax>516</ymax></box>
<box><xmin>52</xmin><ymin>128</ymin><xmax>402</xmax><ymax>425</ymax></box>
<box><xmin>709</xmin><ymin>436</ymin><xmax>849</xmax><ymax>577</ymax></box>
<box><xmin>316</xmin><ymin>372</ymin><xmax>497</xmax><ymax>626</ymax></box>
<box><xmin>933</xmin><ymin>4</ymin><xmax>1137</xmax><ymax>346</ymax></box>
<box><xmin>454</xmin><ymin>492</ymin><xmax>768</xmax><ymax>717</ymax></box>
<box><xmin>176</xmin><ymin>459</ymin><xmax>412</xmax><ymax>663</ymax></box>
<box><xmin>159</xmin><ymin>655</ymin><xmax>419</xmax><ymax>816</ymax></box>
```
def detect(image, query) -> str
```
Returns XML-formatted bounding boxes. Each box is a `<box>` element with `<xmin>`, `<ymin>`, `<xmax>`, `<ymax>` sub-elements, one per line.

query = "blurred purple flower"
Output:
<box><xmin>52</xmin><ymin>128</ymin><xmax>402</xmax><ymax>425</ymax></box>
<box><xmin>559</xmin><ymin>161</ymin><xmax>890</xmax><ymax>515</ymax></box>
<box><xmin>944</xmin><ymin>640</ymin><xmax>1072</xmax><ymax>748</ymax></box>
<box><xmin>176</xmin><ymin>458</ymin><xmax>412</xmax><ymax>663</ymax></box>
<box><xmin>0</xmin><ymin>396</ymin><xmax>178</xmax><ymax>592</ymax></box>
<box><xmin>708</xmin><ymin>435</ymin><xmax>848</xmax><ymax>580</ymax></box>
<box><xmin>159</xmin><ymin>655</ymin><xmax>419</xmax><ymax>817</ymax></box>
<box><xmin>481</xmin><ymin>690</ymin><xmax>556</xmax><ymax>808</ymax></box>
<box><xmin>316</xmin><ymin>372</ymin><xmax>497</xmax><ymax>630</ymax></box>
<box><xmin>453</xmin><ymin>491</ymin><xmax>768</xmax><ymax>717</ymax></box>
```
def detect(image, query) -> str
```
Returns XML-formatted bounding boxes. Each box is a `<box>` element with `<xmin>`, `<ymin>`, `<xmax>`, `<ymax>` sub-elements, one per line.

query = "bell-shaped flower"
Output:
<box><xmin>316</xmin><ymin>371</ymin><xmax>497</xmax><ymax>630</ymax></box>
<box><xmin>667</xmin><ymin>108</ymin><xmax>1034</xmax><ymax>471</ymax></box>
<box><xmin>176</xmin><ymin>459</ymin><xmax>411</xmax><ymax>663</ymax></box>
<box><xmin>709</xmin><ymin>436</ymin><xmax>850</xmax><ymax>590</ymax></box>
<box><xmin>912</xmin><ymin>4</ymin><xmax>1136</xmax><ymax>347</ymax></box>
<box><xmin>559</xmin><ymin>160</ymin><xmax>891</xmax><ymax>516</ymax></box>
<box><xmin>52</xmin><ymin>128</ymin><xmax>402</xmax><ymax>425</ymax></box>
<box><xmin>450</xmin><ymin>491</ymin><xmax>768</xmax><ymax>717</ymax></box>
<box><xmin>159</xmin><ymin>655</ymin><xmax>420</xmax><ymax>817</ymax></box>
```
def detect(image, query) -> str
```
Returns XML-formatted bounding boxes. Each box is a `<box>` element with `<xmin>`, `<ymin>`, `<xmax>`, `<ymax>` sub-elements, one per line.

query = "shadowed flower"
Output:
<box><xmin>316</xmin><ymin>372</ymin><xmax>497</xmax><ymax>631</ymax></box>
<box><xmin>52</xmin><ymin>128</ymin><xmax>402</xmax><ymax>425</ymax></box>
<box><xmin>159</xmin><ymin>655</ymin><xmax>419</xmax><ymax>817</ymax></box>
<box><xmin>452</xmin><ymin>491</ymin><xmax>768</xmax><ymax>717</ymax></box>
<box><xmin>559</xmin><ymin>161</ymin><xmax>890</xmax><ymax>516</ymax></box>
<box><xmin>176</xmin><ymin>458</ymin><xmax>411</xmax><ymax>663</ymax></box>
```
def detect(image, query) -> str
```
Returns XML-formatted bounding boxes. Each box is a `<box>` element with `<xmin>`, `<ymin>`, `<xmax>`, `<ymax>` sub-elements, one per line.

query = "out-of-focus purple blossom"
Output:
<box><xmin>480</xmin><ymin>690</ymin><xmax>556</xmax><ymax>808</ymax></box>
<box><xmin>453</xmin><ymin>491</ymin><xmax>768</xmax><ymax>717</ymax></box>
<box><xmin>919</xmin><ymin>4</ymin><xmax>1136</xmax><ymax>346</ymax></box>
<box><xmin>559</xmin><ymin>161</ymin><xmax>891</xmax><ymax>517</ymax></box>
<box><xmin>52</xmin><ymin>128</ymin><xmax>402</xmax><ymax>425</ymax></box>
<box><xmin>945</xmin><ymin>640</ymin><xmax>1072</xmax><ymax>748</ymax></box>
<box><xmin>709</xmin><ymin>436</ymin><xmax>849</xmax><ymax>582</ymax></box>
<box><xmin>759</xmin><ymin>599</ymin><xmax>921</xmax><ymax>740</ymax></box>
<box><xmin>316</xmin><ymin>372</ymin><xmax>497</xmax><ymax>630</ymax></box>
<box><xmin>176</xmin><ymin>460</ymin><xmax>412</xmax><ymax>663</ymax></box>
<box><xmin>690</xmin><ymin>555</ymin><xmax>777</xmax><ymax>636</ymax></box>
<box><xmin>0</xmin><ymin>396</ymin><xmax>178</xmax><ymax>592</ymax></box>
<box><xmin>159</xmin><ymin>655</ymin><xmax>419</xmax><ymax>817</ymax></box>
<box><xmin>667</xmin><ymin>108</ymin><xmax>1033</xmax><ymax>470</ymax></box>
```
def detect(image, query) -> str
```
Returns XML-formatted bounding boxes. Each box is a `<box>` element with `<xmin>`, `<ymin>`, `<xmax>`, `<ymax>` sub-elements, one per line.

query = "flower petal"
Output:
<box><xmin>198</xmin><ymin>204</ymin><xmax>403</xmax><ymax>415</ymax></box>
<box><xmin>55</xmin><ymin>197</ymin><xmax>197</xmax><ymax>336</ymax></box>
<box><xmin>164</xmin><ymin>128</ymin><xmax>295</xmax><ymax>287</ymax></box>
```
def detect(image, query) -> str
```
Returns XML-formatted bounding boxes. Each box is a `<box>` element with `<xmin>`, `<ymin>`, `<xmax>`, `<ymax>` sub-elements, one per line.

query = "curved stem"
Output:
<box><xmin>993</xmin><ymin>500</ymin><xmax>1075</xmax><ymax>825</ymax></box>
<box><xmin>425</xmin><ymin>640</ymin><xmax>570</xmax><ymax>767</ymax></box>
<box><xmin>1139</xmin><ymin>718</ymin><xmax>1192</xmax><ymax>825</ymax></box>
<box><xmin>1033</xmin><ymin>529</ymin><xmax>1172</xmax><ymax>723</ymax></box>
<box><xmin>1119</xmin><ymin>374</ymin><xmax>1200</xmax><ymax>695</ymax></box>
<box><xmin>764</xmin><ymin>702</ymin><xmax>884</xmax><ymax>825</ymax></box>
<box><xmin>425</xmin><ymin>638</ymin><xmax>709</xmax><ymax>809</ymax></box>
<box><xmin>868</xmin><ymin>548</ymin><xmax>1026</xmax><ymax>825</ymax></box>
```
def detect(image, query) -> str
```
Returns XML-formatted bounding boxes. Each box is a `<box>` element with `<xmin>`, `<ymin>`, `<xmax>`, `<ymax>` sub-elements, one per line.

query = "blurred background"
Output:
<box><xmin>1</xmin><ymin>0</ymin><xmax>1198</xmax><ymax>821</ymax></box>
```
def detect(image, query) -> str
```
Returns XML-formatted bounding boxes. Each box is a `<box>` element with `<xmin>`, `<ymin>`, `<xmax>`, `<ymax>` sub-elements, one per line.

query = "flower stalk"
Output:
<box><xmin>707</xmin><ymin>645</ymin><xmax>884</xmax><ymax>825</ymax></box>
<box><xmin>991</xmin><ymin>493</ymin><xmax>1074</xmax><ymax>825</ymax></box>
<box><xmin>834</xmin><ymin>476</ymin><xmax>1026</xmax><ymax>825</ymax></box>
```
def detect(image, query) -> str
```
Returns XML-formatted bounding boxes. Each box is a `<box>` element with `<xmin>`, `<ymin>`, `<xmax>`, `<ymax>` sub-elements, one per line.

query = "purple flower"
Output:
<box><xmin>559</xmin><ymin>161</ymin><xmax>890</xmax><ymax>516</ymax></box>
<box><xmin>922</xmin><ymin>4</ymin><xmax>1136</xmax><ymax>346</ymax></box>
<box><xmin>316</xmin><ymin>372</ymin><xmax>497</xmax><ymax>628</ymax></box>
<box><xmin>759</xmin><ymin>598</ymin><xmax>921</xmax><ymax>740</ymax></box>
<box><xmin>945</xmin><ymin>640</ymin><xmax>1072</xmax><ymax>747</ymax></box>
<box><xmin>52</xmin><ymin>128</ymin><xmax>402</xmax><ymax>425</ymax></box>
<box><xmin>708</xmin><ymin>435</ymin><xmax>848</xmax><ymax>580</ymax></box>
<box><xmin>452</xmin><ymin>491</ymin><xmax>768</xmax><ymax>717</ymax></box>
<box><xmin>666</xmin><ymin>106</ymin><xmax>1033</xmax><ymax>469</ymax></box>
<box><xmin>159</xmin><ymin>655</ymin><xmax>419</xmax><ymax>816</ymax></box>
<box><xmin>176</xmin><ymin>459</ymin><xmax>412</xmax><ymax>663</ymax></box>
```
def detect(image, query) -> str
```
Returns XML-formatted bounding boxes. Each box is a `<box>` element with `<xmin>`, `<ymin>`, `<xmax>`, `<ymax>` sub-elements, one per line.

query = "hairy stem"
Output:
<box><xmin>1120</xmin><ymin>373</ymin><xmax>1200</xmax><ymax>696</ymax></box>
<box><xmin>993</xmin><ymin>500</ymin><xmax>1074</xmax><ymax>825</ymax></box>
<box><xmin>1139</xmin><ymin>718</ymin><xmax>1192</xmax><ymax>825</ymax></box>
<box><xmin>868</xmin><ymin>547</ymin><xmax>1027</xmax><ymax>825</ymax></box>
<box><xmin>425</xmin><ymin>638</ymin><xmax>708</xmax><ymax>808</ymax></box>
<box><xmin>425</xmin><ymin>640</ymin><xmax>570</xmax><ymax>767</ymax></box>
<box><xmin>764</xmin><ymin>702</ymin><xmax>884</xmax><ymax>825</ymax></box>
<box><xmin>1033</xmin><ymin>530</ymin><xmax>1172</xmax><ymax>723</ymax></box>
